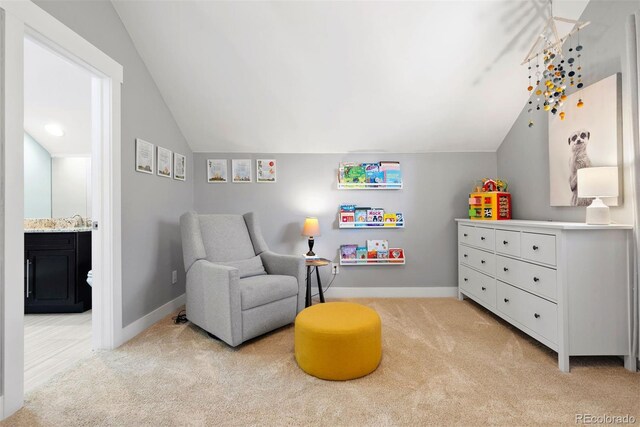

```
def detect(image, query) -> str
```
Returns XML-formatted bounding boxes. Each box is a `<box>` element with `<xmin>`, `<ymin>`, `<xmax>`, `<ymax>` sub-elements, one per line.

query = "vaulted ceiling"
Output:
<box><xmin>112</xmin><ymin>0</ymin><xmax>589</xmax><ymax>153</ymax></box>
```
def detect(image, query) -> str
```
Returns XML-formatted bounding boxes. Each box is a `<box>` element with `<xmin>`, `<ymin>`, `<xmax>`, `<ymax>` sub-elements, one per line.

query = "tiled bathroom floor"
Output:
<box><xmin>24</xmin><ymin>311</ymin><xmax>93</xmax><ymax>393</ymax></box>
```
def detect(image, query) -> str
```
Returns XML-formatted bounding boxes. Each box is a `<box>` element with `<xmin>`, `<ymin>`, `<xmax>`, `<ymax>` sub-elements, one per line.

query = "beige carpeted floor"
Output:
<box><xmin>4</xmin><ymin>298</ymin><xmax>639</xmax><ymax>426</ymax></box>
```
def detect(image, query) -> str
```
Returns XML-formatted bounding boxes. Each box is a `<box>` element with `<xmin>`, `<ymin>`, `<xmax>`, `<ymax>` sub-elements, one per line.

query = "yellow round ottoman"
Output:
<box><xmin>295</xmin><ymin>302</ymin><xmax>382</xmax><ymax>380</ymax></box>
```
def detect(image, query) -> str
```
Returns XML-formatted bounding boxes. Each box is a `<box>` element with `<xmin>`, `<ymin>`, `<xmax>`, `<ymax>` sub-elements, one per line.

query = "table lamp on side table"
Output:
<box><xmin>577</xmin><ymin>166</ymin><xmax>619</xmax><ymax>225</ymax></box>
<box><xmin>302</xmin><ymin>217</ymin><xmax>320</xmax><ymax>257</ymax></box>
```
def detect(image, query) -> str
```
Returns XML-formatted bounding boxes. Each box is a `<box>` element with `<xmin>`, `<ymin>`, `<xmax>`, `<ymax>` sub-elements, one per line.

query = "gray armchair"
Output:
<box><xmin>180</xmin><ymin>212</ymin><xmax>305</xmax><ymax>346</ymax></box>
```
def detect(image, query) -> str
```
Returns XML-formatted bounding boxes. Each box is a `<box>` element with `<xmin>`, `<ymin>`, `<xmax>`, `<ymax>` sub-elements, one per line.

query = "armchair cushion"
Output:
<box><xmin>199</xmin><ymin>214</ymin><xmax>256</xmax><ymax>262</ymax></box>
<box><xmin>240</xmin><ymin>275</ymin><xmax>299</xmax><ymax>310</ymax></box>
<box><xmin>217</xmin><ymin>255</ymin><xmax>266</xmax><ymax>279</ymax></box>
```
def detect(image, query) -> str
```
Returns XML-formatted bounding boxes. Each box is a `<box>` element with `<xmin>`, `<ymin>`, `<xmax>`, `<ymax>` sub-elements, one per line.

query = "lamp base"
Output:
<box><xmin>585</xmin><ymin>197</ymin><xmax>611</xmax><ymax>225</ymax></box>
<box><xmin>306</xmin><ymin>237</ymin><xmax>315</xmax><ymax>257</ymax></box>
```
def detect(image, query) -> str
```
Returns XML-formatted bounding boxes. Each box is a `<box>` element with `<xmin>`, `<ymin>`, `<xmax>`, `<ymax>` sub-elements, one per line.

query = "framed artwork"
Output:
<box><xmin>548</xmin><ymin>74</ymin><xmax>622</xmax><ymax>206</ymax></box>
<box><xmin>256</xmin><ymin>159</ymin><xmax>276</xmax><ymax>183</ymax></box>
<box><xmin>207</xmin><ymin>159</ymin><xmax>228</xmax><ymax>183</ymax></box>
<box><xmin>232</xmin><ymin>159</ymin><xmax>252</xmax><ymax>183</ymax></box>
<box><xmin>157</xmin><ymin>146</ymin><xmax>172</xmax><ymax>178</ymax></box>
<box><xmin>173</xmin><ymin>153</ymin><xmax>186</xmax><ymax>181</ymax></box>
<box><xmin>135</xmin><ymin>138</ymin><xmax>154</xmax><ymax>174</ymax></box>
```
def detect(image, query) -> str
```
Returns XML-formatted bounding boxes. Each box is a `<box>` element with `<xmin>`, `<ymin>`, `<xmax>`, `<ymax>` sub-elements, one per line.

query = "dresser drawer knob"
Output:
<box><xmin>532</xmin><ymin>245</ymin><xmax>539</xmax><ymax>251</ymax></box>
<box><xmin>481</xmin><ymin>286</ymin><xmax>486</xmax><ymax>291</ymax></box>
<box><xmin>464</xmin><ymin>278</ymin><xmax>468</xmax><ymax>282</ymax></box>
<box><xmin>503</xmin><ymin>298</ymin><xmax>509</xmax><ymax>303</ymax></box>
<box><xmin>463</xmin><ymin>233</ymin><xmax>468</xmax><ymax>237</ymax></box>
<box><xmin>503</xmin><ymin>240</ymin><xmax>508</xmax><ymax>245</ymax></box>
<box><xmin>481</xmin><ymin>236</ymin><xmax>486</xmax><ymax>241</ymax></box>
<box><xmin>533</xmin><ymin>277</ymin><xmax>540</xmax><ymax>282</ymax></box>
<box><xmin>534</xmin><ymin>313</ymin><xmax>540</xmax><ymax>319</ymax></box>
<box><xmin>463</xmin><ymin>254</ymin><xmax>468</xmax><ymax>258</ymax></box>
<box><xmin>481</xmin><ymin>260</ymin><xmax>486</xmax><ymax>264</ymax></box>
<box><xmin>503</xmin><ymin>267</ymin><xmax>509</xmax><ymax>272</ymax></box>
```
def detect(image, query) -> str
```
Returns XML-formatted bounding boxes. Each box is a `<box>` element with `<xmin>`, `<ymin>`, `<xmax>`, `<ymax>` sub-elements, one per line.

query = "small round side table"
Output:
<box><xmin>305</xmin><ymin>258</ymin><xmax>329</xmax><ymax>307</ymax></box>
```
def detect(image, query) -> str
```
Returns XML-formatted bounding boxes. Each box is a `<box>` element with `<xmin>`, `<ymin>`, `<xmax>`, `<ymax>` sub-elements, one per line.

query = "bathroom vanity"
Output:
<box><xmin>24</xmin><ymin>229</ymin><xmax>92</xmax><ymax>313</ymax></box>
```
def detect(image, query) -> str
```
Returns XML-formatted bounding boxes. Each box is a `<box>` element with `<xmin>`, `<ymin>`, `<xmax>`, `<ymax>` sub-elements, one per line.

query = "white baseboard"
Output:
<box><xmin>120</xmin><ymin>293</ymin><xmax>185</xmax><ymax>344</ymax></box>
<box><xmin>324</xmin><ymin>286</ymin><xmax>458</xmax><ymax>298</ymax></box>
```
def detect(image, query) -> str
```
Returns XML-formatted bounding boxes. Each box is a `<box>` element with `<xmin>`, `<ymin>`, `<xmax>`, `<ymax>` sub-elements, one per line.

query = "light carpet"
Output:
<box><xmin>4</xmin><ymin>298</ymin><xmax>639</xmax><ymax>426</ymax></box>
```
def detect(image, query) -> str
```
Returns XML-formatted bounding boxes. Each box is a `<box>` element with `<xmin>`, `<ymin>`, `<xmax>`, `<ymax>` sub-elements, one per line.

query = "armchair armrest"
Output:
<box><xmin>260</xmin><ymin>251</ymin><xmax>306</xmax><ymax>312</ymax></box>
<box><xmin>186</xmin><ymin>259</ymin><xmax>243</xmax><ymax>346</ymax></box>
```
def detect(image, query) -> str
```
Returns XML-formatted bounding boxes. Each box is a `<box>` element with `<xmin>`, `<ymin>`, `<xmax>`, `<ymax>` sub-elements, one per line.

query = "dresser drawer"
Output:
<box><xmin>497</xmin><ymin>281</ymin><xmax>557</xmax><ymax>345</ymax></box>
<box><xmin>459</xmin><ymin>245</ymin><xmax>495</xmax><ymax>277</ymax></box>
<box><xmin>521</xmin><ymin>232</ymin><xmax>556</xmax><ymax>266</ymax></box>
<box><xmin>474</xmin><ymin>227</ymin><xmax>495</xmax><ymax>251</ymax></box>
<box><xmin>458</xmin><ymin>225</ymin><xmax>475</xmax><ymax>245</ymax></box>
<box><xmin>496</xmin><ymin>256</ymin><xmax>557</xmax><ymax>301</ymax></box>
<box><xmin>459</xmin><ymin>265</ymin><xmax>496</xmax><ymax>308</ymax></box>
<box><xmin>496</xmin><ymin>229</ymin><xmax>520</xmax><ymax>257</ymax></box>
<box><xmin>459</xmin><ymin>264</ymin><xmax>475</xmax><ymax>294</ymax></box>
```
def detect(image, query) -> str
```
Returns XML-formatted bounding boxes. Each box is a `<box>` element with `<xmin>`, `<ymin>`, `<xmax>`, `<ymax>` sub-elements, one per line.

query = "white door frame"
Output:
<box><xmin>0</xmin><ymin>0</ymin><xmax>123</xmax><ymax>419</ymax></box>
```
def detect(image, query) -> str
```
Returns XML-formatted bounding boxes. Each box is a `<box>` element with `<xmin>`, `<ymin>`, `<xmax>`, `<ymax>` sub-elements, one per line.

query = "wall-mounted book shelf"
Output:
<box><xmin>338</xmin><ymin>221</ymin><xmax>405</xmax><ymax>229</ymax></box>
<box><xmin>337</xmin><ymin>182</ymin><xmax>403</xmax><ymax>190</ymax></box>
<box><xmin>337</xmin><ymin>161</ymin><xmax>402</xmax><ymax>190</ymax></box>
<box><xmin>340</xmin><ymin>257</ymin><xmax>406</xmax><ymax>266</ymax></box>
<box><xmin>340</xmin><ymin>243</ymin><xmax>405</xmax><ymax>266</ymax></box>
<box><xmin>339</xmin><ymin>206</ymin><xmax>404</xmax><ymax>228</ymax></box>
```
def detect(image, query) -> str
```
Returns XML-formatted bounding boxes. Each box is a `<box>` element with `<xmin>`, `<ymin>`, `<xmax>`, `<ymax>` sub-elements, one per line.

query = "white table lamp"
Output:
<box><xmin>577</xmin><ymin>167</ymin><xmax>618</xmax><ymax>225</ymax></box>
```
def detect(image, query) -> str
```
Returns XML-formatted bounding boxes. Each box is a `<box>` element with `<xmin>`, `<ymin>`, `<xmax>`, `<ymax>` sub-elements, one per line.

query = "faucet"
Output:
<box><xmin>71</xmin><ymin>214</ymin><xmax>84</xmax><ymax>228</ymax></box>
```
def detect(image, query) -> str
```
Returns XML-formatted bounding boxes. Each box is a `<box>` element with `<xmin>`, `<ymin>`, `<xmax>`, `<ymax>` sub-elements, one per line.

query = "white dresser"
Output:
<box><xmin>456</xmin><ymin>219</ymin><xmax>635</xmax><ymax>372</ymax></box>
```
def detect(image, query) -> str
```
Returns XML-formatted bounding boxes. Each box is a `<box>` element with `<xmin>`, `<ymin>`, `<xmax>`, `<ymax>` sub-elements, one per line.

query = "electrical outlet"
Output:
<box><xmin>331</xmin><ymin>263</ymin><xmax>339</xmax><ymax>275</ymax></box>
<box><xmin>172</xmin><ymin>270</ymin><xmax>178</xmax><ymax>284</ymax></box>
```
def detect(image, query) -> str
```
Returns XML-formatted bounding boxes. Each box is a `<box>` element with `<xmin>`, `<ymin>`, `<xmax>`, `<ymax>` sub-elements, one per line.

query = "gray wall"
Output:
<box><xmin>35</xmin><ymin>1</ymin><xmax>194</xmax><ymax>326</ymax></box>
<box><xmin>23</xmin><ymin>133</ymin><xmax>51</xmax><ymax>218</ymax></box>
<box><xmin>194</xmin><ymin>153</ymin><xmax>497</xmax><ymax>288</ymax></box>
<box><xmin>497</xmin><ymin>0</ymin><xmax>638</xmax><ymax>225</ymax></box>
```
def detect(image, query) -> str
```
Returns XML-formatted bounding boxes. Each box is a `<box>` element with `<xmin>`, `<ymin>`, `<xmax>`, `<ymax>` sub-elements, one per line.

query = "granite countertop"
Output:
<box><xmin>25</xmin><ymin>227</ymin><xmax>92</xmax><ymax>233</ymax></box>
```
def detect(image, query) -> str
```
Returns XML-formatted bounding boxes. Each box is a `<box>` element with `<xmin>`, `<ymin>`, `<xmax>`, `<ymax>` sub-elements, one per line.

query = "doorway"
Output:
<box><xmin>23</xmin><ymin>36</ymin><xmax>94</xmax><ymax>392</ymax></box>
<box><xmin>1</xmin><ymin>1</ymin><xmax>124</xmax><ymax>419</ymax></box>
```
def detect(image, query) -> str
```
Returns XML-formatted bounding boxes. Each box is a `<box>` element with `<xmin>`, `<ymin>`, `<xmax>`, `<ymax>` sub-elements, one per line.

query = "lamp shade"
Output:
<box><xmin>302</xmin><ymin>217</ymin><xmax>320</xmax><ymax>237</ymax></box>
<box><xmin>577</xmin><ymin>167</ymin><xmax>619</xmax><ymax>198</ymax></box>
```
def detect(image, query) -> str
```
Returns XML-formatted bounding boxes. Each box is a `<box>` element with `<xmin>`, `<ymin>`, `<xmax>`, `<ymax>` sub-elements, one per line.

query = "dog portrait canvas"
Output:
<box><xmin>548</xmin><ymin>74</ymin><xmax>622</xmax><ymax>206</ymax></box>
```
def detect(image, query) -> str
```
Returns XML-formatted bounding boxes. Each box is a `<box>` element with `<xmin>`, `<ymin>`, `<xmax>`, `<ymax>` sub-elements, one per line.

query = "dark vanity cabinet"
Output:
<box><xmin>24</xmin><ymin>232</ymin><xmax>92</xmax><ymax>313</ymax></box>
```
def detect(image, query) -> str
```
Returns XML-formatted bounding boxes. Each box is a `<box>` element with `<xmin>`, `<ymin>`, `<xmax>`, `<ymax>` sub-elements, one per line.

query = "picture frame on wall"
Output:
<box><xmin>548</xmin><ymin>73</ymin><xmax>622</xmax><ymax>207</ymax></box>
<box><xmin>157</xmin><ymin>146</ymin><xmax>173</xmax><ymax>178</ymax></box>
<box><xmin>174</xmin><ymin>153</ymin><xmax>186</xmax><ymax>181</ymax></box>
<box><xmin>207</xmin><ymin>159</ymin><xmax>228</xmax><ymax>183</ymax></box>
<box><xmin>232</xmin><ymin>159</ymin><xmax>252</xmax><ymax>183</ymax></box>
<box><xmin>256</xmin><ymin>159</ymin><xmax>277</xmax><ymax>183</ymax></box>
<box><xmin>135</xmin><ymin>138</ymin><xmax>154</xmax><ymax>174</ymax></box>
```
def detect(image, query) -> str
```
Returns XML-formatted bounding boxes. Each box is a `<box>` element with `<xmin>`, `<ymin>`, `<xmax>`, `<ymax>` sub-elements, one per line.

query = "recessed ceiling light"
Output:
<box><xmin>45</xmin><ymin>123</ymin><xmax>65</xmax><ymax>137</ymax></box>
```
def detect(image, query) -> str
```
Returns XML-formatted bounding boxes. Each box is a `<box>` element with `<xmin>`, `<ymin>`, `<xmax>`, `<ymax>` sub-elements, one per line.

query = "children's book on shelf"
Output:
<box><xmin>366</xmin><ymin>209</ymin><xmax>384</xmax><ymax>223</ymax></box>
<box><xmin>340</xmin><ymin>204</ymin><xmax>356</xmax><ymax>212</ymax></box>
<box><xmin>395</xmin><ymin>213</ymin><xmax>404</xmax><ymax>225</ymax></box>
<box><xmin>367</xmin><ymin>239</ymin><xmax>388</xmax><ymax>253</ymax></box>
<box><xmin>363</xmin><ymin>163</ymin><xmax>384</xmax><ymax>184</ymax></box>
<box><xmin>379</xmin><ymin>161</ymin><xmax>401</xmax><ymax>184</ymax></box>
<box><xmin>356</xmin><ymin>246</ymin><xmax>367</xmax><ymax>262</ymax></box>
<box><xmin>343</xmin><ymin>164</ymin><xmax>366</xmax><ymax>184</ymax></box>
<box><xmin>377</xmin><ymin>250</ymin><xmax>389</xmax><ymax>262</ymax></box>
<box><xmin>367</xmin><ymin>249</ymin><xmax>377</xmax><ymax>259</ymax></box>
<box><xmin>389</xmin><ymin>248</ymin><xmax>404</xmax><ymax>262</ymax></box>
<box><xmin>340</xmin><ymin>212</ymin><xmax>355</xmax><ymax>223</ymax></box>
<box><xmin>340</xmin><ymin>244</ymin><xmax>357</xmax><ymax>260</ymax></box>
<box><xmin>355</xmin><ymin>208</ymin><xmax>369</xmax><ymax>224</ymax></box>
<box><xmin>383</xmin><ymin>213</ymin><xmax>397</xmax><ymax>226</ymax></box>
